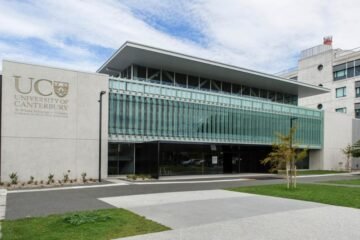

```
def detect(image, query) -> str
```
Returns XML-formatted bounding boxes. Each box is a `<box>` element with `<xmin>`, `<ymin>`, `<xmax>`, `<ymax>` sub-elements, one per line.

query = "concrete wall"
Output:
<box><xmin>296</xmin><ymin>48</ymin><xmax>360</xmax><ymax>118</ymax></box>
<box><xmin>310</xmin><ymin>111</ymin><xmax>358</xmax><ymax>170</ymax></box>
<box><xmin>351</xmin><ymin>119</ymin><xmax>360</xmax><ymax>169</ymax></box>
<box><xmin>1</xmin><ymin>60</ymin><xmax>109</xmax><ymax>182</ymax></box>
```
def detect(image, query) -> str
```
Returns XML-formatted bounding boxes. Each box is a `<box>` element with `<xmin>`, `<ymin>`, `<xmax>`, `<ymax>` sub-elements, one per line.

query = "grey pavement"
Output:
<box><xmin>5</xmin><ymin>174</ymin><xmax>360</xmax><ymax>219</ymax></box>
<box><xmin>103</xmin><ymin>190</ymin><xmax>360</xmax><ymax>240</ymax></box>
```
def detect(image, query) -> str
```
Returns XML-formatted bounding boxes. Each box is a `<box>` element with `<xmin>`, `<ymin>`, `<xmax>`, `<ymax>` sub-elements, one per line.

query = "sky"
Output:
<box><xmin>0</xmin><ymin>0</ymin><xmax>359</xmax><ymax>74</ymax></box>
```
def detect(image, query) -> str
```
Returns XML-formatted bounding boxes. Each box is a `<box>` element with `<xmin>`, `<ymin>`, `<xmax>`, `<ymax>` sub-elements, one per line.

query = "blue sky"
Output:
<box><xmin>0</xmin><ymin>0</ymin><xmax>360</xmax><ymax>73</ymax></box>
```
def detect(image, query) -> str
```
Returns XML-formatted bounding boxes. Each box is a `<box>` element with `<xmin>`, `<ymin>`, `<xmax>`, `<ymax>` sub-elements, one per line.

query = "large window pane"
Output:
<box><xmin>175</xmin><ymin>73</ymin><xmax>187</xmax><ymax>87</ymax></box>
<box><xmin>200</xmin><ymin>78</ymin><xmax>210</xmax><ymax>91</ymax></box>
<box><xmin>232</xmin><ymin>84</ymin><xmax>241</xmax><ymax>95</ymax></box>
<box><xmin>222</xmin><ymin>82</ymin><xmax>231</xmax><ymax>93</ymax></box>
<box><xmin>108</xmin><ymin>143</ymin><xmax>134</xmax><ymax>175</ymax></box>
<box><xmin>162</xmin><ymin>70</ymin><xmax>174</xmax><ymax>85</ymax></box>
<box><xmin>211</xmin><ymin>80</ymin><xmax>221</xmax><ymax>92</ymax></box>
<box><xmin>148</xmin><ymin>68</ymin><xmax>161</xmax><ymax>83</ymax></box>
<box><xmin>188</xmin><ymin>75</ymin><xmax>199</xmax><ymax>89</ymax></box>
<box><xmin>133</xmin><ymin>65</ymin><xmax>146</xmax><ymax>81</ymax></box>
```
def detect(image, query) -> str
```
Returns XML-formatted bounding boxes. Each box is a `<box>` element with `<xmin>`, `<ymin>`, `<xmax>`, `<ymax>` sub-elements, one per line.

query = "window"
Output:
<box><xmin>148</xmin><ymin>68</ymin><xmax>160</xmax><ymax>83</ymax></box>
<box><xmin>317</xmin><ymin>64</ymin><xmax>323</xmax><ymax>71</ymax></box>
<box><xmin>336</xmin><ymin>87</ymin><xmax>346</xmax><ymax>98</ymax></box>
<box><xmin>347</xmin><ymin>61</ymin><xmax>355</xmax><ymax>78</ymax></box>
<box><xmin>356</xmin><ymin>87</ymin><xmax>360</xmax><ymax>98</ymax></box>
<box><xmin>199</xmin><ymin>78</ymin><xmax>210</xmax><ymax>90</ymax></box>
<box><xmin>188</xmin><ymin>75</ymin><xmax>199</xmax><ymax>88</ymax></box>
<box><xmin>222</xmin><ymin>82</ymin><xmax>231</xmax><ymax>93</ymax></box>
<box><xmin>133</xmin><ymin>65</ymin><xmax>146</xmax><ymax>81</ymax></box>
<box><xmin>232</xmin><ymin>84</ymin><xmax>241</xmax><ymax>95</ymax></box>
<box><xmin>162</xmin><ymin>70</ymin><xmax>174</xmax><ymax>85</ymax></box>
<box><xmin>333</xmin><ymin>63</ymin><xmax>346</xmax><ymax>81</ymax></box>
<box><xmin>355</xmin><ymin>103</ymin><xmax>360</xmax><ymax>119</ymax></box>
<box><xmin>175</xmin><ymin>73</ymin><xmax>187</xmax><ymax>87</ymax></box>
<box><xmin>317</xmin><ymin>104</ymin><xmax>323</xmax><ymax>110</ymax></box>
<box><xmin>355</xmin><ymin>59</ymin><xmax>360</xmax><ymax>76</ymax></box>
<box><xmin>356</xmin><ymin>81</ymin><xmax>360</xmax><ymax>98</ymax></box>
<box><xmin>335</xmin><ymin>107</ymin><xmax>347</xmax><ymax>113</ymax></box>
<box><xmin>211</xmin><ymin>80</ymin><xmax>221</xmax><ymax>92</ymax></box>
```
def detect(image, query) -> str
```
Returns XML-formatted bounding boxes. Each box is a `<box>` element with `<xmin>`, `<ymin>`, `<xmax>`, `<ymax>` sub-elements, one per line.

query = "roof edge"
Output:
<box><xmin>98</xmin><ymin>41</ymin><xmax>329</xmax><ymax>92</ymax></box>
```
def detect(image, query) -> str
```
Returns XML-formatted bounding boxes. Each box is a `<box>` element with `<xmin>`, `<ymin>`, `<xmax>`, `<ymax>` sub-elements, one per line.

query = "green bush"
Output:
<box><xmin>9</xmin><ymin>172</ymin><xmax>18</xmax><ymax>185</ymax></box>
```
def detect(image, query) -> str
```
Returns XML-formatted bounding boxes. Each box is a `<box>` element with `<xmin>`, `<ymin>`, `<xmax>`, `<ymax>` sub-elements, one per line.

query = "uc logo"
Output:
<box><xmin>14</xmin><ymin>75</ymin><xmax>69</xmax><ymax>98</ymax></box>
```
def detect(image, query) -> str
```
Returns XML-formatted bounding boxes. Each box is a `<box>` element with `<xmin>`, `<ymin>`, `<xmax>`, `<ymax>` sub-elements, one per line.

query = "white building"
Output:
<box><xmin>279</xmin><ymin>37</ymin><xmax>360</xmax><ymax>169</ymax></box>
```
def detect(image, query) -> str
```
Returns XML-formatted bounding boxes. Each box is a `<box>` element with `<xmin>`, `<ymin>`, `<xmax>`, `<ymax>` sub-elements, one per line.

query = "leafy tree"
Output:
<box><xmin>342</xmin><ymin>144</ymin><xmax>352</xmax><ymax>172</ymax></box>
<box><xmin>351</xmin><ymin>140</ymin><xmax>360</xmax><ymax>158</ymax></box>
<box><xmin>261</xmin><ymin>127</ymin><xmax>308</xmax><ymax>189</ymax></box>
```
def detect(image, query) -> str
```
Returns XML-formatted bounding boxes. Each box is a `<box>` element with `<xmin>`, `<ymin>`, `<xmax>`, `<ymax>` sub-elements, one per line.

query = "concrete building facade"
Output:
<box><xmin>0</xmin><ymin>41</ymin><xmax>356</xmax><ymax>182</ymax></box>
<box><xmin>280</xmin><ymin>37</ymin><xmax>360</xmax><ymax>169</ymax></box>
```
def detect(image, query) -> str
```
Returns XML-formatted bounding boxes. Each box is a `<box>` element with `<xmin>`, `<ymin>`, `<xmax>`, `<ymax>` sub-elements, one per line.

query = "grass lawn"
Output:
<box><xmin>324</xmin><ymin>178</ymin><xmax>360</xmax><ymax>185</ymax></box>
<box><xmin>2</xmin><ymin>208</ymin><xmax>170</xmax><ymax>240</ymax></box>
<box><xmin>278</xmin><ymin>170</ymin><xmax>347</xmax><ymax>175</ymax></box>
<box><xmin>229</xmin><ymin>183</ymin><xmax>360</xmax><ymax>209</ymax></box>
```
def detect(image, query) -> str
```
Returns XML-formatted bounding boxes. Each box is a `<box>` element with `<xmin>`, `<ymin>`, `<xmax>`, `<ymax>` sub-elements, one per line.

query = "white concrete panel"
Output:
<box><xmin>1</xmin><ymin>60</ymin><xmax>108</xmax><ymax>181</ymax></box>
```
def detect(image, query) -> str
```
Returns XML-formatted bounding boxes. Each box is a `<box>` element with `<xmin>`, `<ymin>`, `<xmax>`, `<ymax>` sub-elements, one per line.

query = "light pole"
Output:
<box><xmin>98</xmin><ymin>91</ymin><xmax>106</xmax><ymax>182</ymax></box>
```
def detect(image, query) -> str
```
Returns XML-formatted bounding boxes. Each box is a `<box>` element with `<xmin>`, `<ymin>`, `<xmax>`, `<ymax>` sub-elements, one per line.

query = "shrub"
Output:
<box><xmin>40</xmin><ymin>180</ymin><xmax>44</xmax><ymax>184</ymax></box>
<box><xmin>27</xmin><ymin>176</ymin><xmax>34</xmax><ymax>184</ymax></box>
<box><xmin>47</xmin><ymin>174</ymin><xmax>54</xmax><ymax>184</ymax></box>
<box><xmin>9</xmin><ymin>172</ymin><xmax>18</xmax><ymax>185</ymax></box>
<box><xmin>63</xmin><ymin>170</ymin><xmax>71</xmax><ymax>183</ymax></box>
<box><xmin>34</xmin><ymin>181</ymin><xmax>38</xmax><ymax>185</ymax></box>
<box><xmin>63</xmin><ymin>174</ymin><xmax>69</xmax><ymax>183</ymax></box>
<box><xmin>81</xmin><ymin>172</ymin><xmax>87</xmax><ymax>182</ymax></box>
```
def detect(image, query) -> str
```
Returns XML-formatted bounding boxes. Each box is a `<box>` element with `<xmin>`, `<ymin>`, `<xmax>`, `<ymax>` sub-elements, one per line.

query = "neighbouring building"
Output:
<box><xmin>0</xmin><ymin>41</ymin><xmax>357</xmax><ymax>182</ymax></box>
<box><xmin>279</xmin><ymin>36</ymin><xmax>360</xmax><ymax>169</ymax></box>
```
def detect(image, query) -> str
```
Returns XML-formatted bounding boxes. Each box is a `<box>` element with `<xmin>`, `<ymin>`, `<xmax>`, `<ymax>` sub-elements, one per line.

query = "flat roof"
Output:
<box><xmin>98</xmin><ymin>41</ymin><xmax>329</xmax><ymax>96</ymax></box>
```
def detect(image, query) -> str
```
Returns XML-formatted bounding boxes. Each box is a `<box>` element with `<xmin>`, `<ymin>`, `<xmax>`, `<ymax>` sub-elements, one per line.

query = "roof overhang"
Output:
<box><xmin>97</xmin><ymin>41</ymin><xmax>329</xmax><ymax>97</ymax></box>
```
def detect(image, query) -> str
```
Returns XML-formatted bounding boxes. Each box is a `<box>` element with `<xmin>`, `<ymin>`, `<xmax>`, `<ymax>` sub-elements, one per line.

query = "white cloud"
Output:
<box><xmin>0</xmin><ymin>0</ymin><xmax>360</xmax><ymax>73</ymax></box>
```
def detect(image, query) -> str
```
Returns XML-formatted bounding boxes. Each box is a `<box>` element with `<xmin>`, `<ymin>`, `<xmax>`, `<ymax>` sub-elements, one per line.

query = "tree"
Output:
<box><xmin>342</xmin><ymin>144</ymin><xmax>352</xmax><ymax>172</ymax></box>
<box><xmin>351</xmin><ymin>140</ymin><xmax>360</xmax><ymax>158</ymax></box>
<box><xmin>261</xmin><ymin>127</ymin><xmax>308</xmax><ymax>189</ymax></box>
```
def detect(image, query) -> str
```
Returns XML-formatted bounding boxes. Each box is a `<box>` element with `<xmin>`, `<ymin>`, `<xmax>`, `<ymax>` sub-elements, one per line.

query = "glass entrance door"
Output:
<box><xmin>108</xmin><ymin>143</ymin><xmax>135</xmax><ymax>175</ymax></box>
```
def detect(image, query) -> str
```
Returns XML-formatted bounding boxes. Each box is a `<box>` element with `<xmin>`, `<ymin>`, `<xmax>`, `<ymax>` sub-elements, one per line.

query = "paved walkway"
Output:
<box><xmin>98</xmin><ymin>190</ymin><xmax>360</xmax><ymax>240</ymax></box>
<box><xmin>5</xmin><ymin>174</ymin><xmax>360</xmax><ymax>219</ymax></box>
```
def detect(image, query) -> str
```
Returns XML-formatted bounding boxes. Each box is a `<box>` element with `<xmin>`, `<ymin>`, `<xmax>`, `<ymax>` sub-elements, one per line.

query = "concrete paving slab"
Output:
<box><xmin>99</xmin><ymin>190</ymin><xmax>250</xmax><ymax>208</ymax></box>
<box><xmin>116</xmin><ymin>205</ymin><xmax>360</xmax><ymax>240</ymax></box>
<box><xmin>100</xmin><ymin>190</ymin><xmax>324</xmax><ymax>229</ymax></box>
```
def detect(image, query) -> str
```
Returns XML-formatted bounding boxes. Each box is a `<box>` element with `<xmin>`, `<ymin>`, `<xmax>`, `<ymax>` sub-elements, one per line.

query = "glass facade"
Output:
<box><xmin>126</xmin><ymin>65</ymin><xmax>298</xmax><ymax>105</ymax></box>
<box><xmin>108</xmin><ymin>143</ymin><xmax>134</xmax><ymax>175</ymax></box>
<box><xmin>108</xmin><ymin>78</ymin><xmax>323</xmax><ymax>149</ymax></box>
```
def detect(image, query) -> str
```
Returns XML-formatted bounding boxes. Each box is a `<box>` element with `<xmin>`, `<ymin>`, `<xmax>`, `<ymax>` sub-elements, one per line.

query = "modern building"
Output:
<box><xmin>279</xmin><ymin>37</ymin><xmax>360</xmax><ymax>118</ymax></box>
<box><xmin>279</xmin><ymin>37</ymin><xmax>360</xmax><ymax>169</ymax></box>
<box><xmin>1</xmin><ymin>41</ymin><xmax>356</xmax><ymax>182</ymax></box>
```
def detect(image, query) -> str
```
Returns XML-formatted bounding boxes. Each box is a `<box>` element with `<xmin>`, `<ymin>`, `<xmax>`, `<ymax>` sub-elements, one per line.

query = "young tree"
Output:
<box><xmin>351</xmin><ymin>139</ymin><xmax>360</xmax><ymax>158</ymax></box>
<box><xmin>342</xmin><ymin>144</ymin><xmax>352</xmax><ymax>172</ymax></box>
<box><xmin>261</xmin><ymin>127</ymin><xmax>308</xmax><ymax>189</ymax></box>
